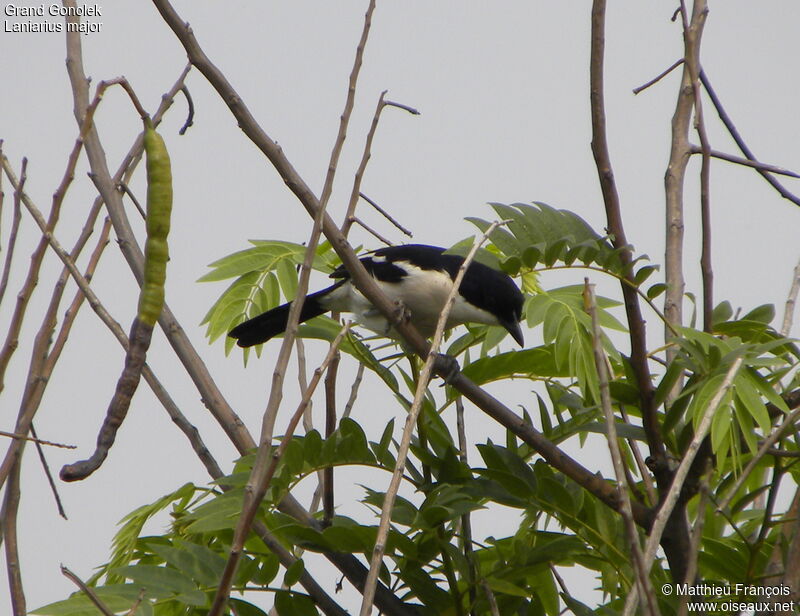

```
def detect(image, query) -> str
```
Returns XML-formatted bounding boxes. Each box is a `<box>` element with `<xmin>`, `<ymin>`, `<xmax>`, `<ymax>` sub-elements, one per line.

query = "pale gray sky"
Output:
<box><xmin>2</xmin><ymin>1</ymin><xmax>799</xmax><ymax>613</ymax></box>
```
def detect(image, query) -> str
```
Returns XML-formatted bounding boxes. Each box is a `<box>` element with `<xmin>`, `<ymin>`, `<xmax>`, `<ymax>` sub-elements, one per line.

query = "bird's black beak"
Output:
<box><xmin>503</xmin><ymin>320</ymin><xmax>524</xmax><ymax>347</ymax></box>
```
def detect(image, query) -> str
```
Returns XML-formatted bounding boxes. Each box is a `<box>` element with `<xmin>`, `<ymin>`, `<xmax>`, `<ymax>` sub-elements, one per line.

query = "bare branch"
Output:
<box><xmin>0</xmin><ymin>151</ymin><xmax>22</xmax><ymax>308</ymax></box>
<box><xmin>691</xmin><ymin>146</ymin><xmax>800</xmax><ymax>179</ymax></box>
<box><xmin>343</xmin><ymin>363</ymin><xmax>365</xmax><ymax>418</ymax></box>
<box><xmin>590</xmin><ymin>0</ymin><xmax>664</xmax><ymax>467</ymax></box>
<box><xmin>347</xmin><ymin>216</ymin><xmax>393</xmax><ymax>246</ymax></box>
<box><xmin>781</xmin><ymin>257</ymin><xmax>800</xmax><ymax>336</ymax></box>
<box><xmin>341</xmin><ymin>90</ymin><xmax>387</xmax><ymax>238</ymax></box>
<box><xmin>178</xmin><ymin>85</ymin><xmax>195</xmax><ymax>135</ymax></box>
<box><xmin>2</xmin><ymin>459</ymin><xmax>25</xmax><ymax>615</ymax></box>
<box><xmin>359</xmin><ymin>191</ymin><xmax>414</xmax><ymax>238</ymax></box>
<box><xmin>632</xmin><ymin>59</ymin><xmax>684</xmax><ymax>95</ymax></box>
<box><xmin>700</xmin><ymin>70</ymin><xmax>800</xmax><ymax>208</ymax></box>
<box><xmin>0</xmin><ymin>429</ymin><xmax>75</xmax><ymax>449</ymax></box>
<box><xmin>61</xmin><ymin>566</ymin><xmax>115</xmax><ymax>616</ymax></box>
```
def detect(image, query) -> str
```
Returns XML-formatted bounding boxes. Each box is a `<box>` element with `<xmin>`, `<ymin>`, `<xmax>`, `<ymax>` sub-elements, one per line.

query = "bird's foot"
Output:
<box><xmin>391</xmin><ymin>300</ymin><xmax>411</xmax><ymax>331</ymax></box>
<box><xmin>432</xmin><ymin>353</ymin><xmax>461</xmax><ymax>384</ymax></box>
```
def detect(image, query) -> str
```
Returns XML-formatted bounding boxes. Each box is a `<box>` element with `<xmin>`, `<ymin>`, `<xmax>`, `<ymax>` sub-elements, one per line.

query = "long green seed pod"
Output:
<box><xmin>138</xmin><ymin>119</ymin><xmax>173</xmax><ymax>326</ymax></box>
<box><xmin>61</xmin><ymin>119</ymin><xmax>173</xmax><ymax>482</ymax></box>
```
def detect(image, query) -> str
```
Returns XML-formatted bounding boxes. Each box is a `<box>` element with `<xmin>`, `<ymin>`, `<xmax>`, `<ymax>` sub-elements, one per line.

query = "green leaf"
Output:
<box><xmin>274</xmin><ymin>590</ymin><xmax>318</xmax><ymax>616</ymax></box>
<box><xmin>283</xmin><ymin>559</ymin><xmax>305</xmax><ymax>587</ymax></box>
<box><xmin>32</xmin><ymin>585</ymin><xmax>156</xmax><ymax>616</ymax></box>
<box><xmin>110</xmin><ymin>564</ymin><xmax>200</xmax><ymax>597</ymax></box>
<box><xmin>229</xmin><ymin>599</ymin><xmax>270</xmax><ymax>616</ymax></box>
<box><xmin>733</xmin><ymin>374</ymin><xmax>771</xmax><ymax>435</ymax></box>
<box><xmin>146</xmin><ymin>540</ymin><xmax>226</xmax><ymax>587</ymax></box>
<box><xmin>742</xmin><ymin>303</ymin><xmax>775</xmax><ymax>324</ymax></box>
<box><xmin>647</xmin><ymin>282</ymin><xmax>667</xmax><ymax>300</ymax></box>
<box><xmin>486</xmin><ymin>575</ymin><xmax>531</xmax><ymax>598</ymax></box>
<box><xmin>460</xmin><ymin>346</ymin><xmax>564</xmax><ymax>384</ymax></box>
<box><xmin>275</xmin><ymin>257</ymin><xmax>299</xmax><ymax>299</ymax></box>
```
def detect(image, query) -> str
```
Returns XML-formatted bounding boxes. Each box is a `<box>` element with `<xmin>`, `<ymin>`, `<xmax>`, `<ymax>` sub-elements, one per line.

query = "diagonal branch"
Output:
<box><xmin>151</xmin><ymin>0</ymin><xmax>652</xmax><ymax>534</ymax></box>
<box><xmin>699</xmin><ymin>70</ymin><xmax>800</xmax><ymax>208</ymax></box>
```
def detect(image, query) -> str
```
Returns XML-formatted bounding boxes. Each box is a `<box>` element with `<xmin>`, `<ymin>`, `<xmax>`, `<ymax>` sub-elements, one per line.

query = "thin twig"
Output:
<box><xmin>343</xmin><ymin>363</ymin><xmax>365</xmax><ymax>418</ymax></box>
<box><xmin>0</xmin><ymin>157</ymin><xmax>30</xmax><ymax>388</ymax></box>
<box><xmin>624</xmin><ymin>356</ymin><xmax>743</xmax><ymax>614</ymax></box>
<box><xmin>766</xmin><ymin>448</ymin><xmax>800</xmax><ymax>458</ymax></box>
<box><xmin>178</xmin><ymin>85</ymin><xmax>194</xmax><ymax>135</ymax></box>
<box><xmin>359</xmin><ymin>222</ymin><xmax>504</xmax><ymax>616</ymax></box>
<box><xmin>0</xmin><ymin>429</ymin><xmax>75</xmax><ymax>449</ymax></box>
<box><xmin>341</xmin><ymin>92</ymin><xmax>419</xmax><ymax>240</ymax></box>
<box><xmin>117</xmin><ymin>181</ymin><xmax>146</xmax><ymax>219</ymax></box>
<box><xmin>0</xmin><ymin>152</ymin><xmax>22</xmax><ymax>308</ymax></box>
<box><xmin>359</xmin><ymin>192</ymin><xmax>414</xmax><ymax>238</ymax></box>
<box><xmin>30</xmin><ymin>424</ymin><xmax>68</xmax><ymax>518</ymax></box>
<box><xmin>699</xmin><ymin>69</ymin><xmax>800</xmax><ymax>208</ymax></box>
<box><xmin>348</xmin><ymin>216</ymin><xmax>393</xmax><ymax>246</ymax></box>
<box><xmin>585</xmin><ymin>280</ymin><xmax>658</xmax><ymax>616</ymax></box>
<box><xmin>384</xmin><ymin>100</ymin><xmax>420</xmax><ymax>115</ymax></box>
<box><xmin>294</xmin><ymin>338</ymin><xmax>325</xmax><ymax>517</ymax></box>
<box><xmin>61</xmin><ymin>565</ymin><xmax>115</xmax><ymax>616</ymax></box>
<box><xmin>755</xmin><ymin>458</ymin><xmax>783</xmax><ymax>547</ymax></box>
<box><xmin>781</xmin><ymin>257</ymin><xmax>800</xmax><ymax>336</ymax></box>
<box><xmin>691</xmin><ymin>146</ymin><xmax>800</xmax><ymax>179</ymax></box>
<box><xmin>632</xmin><ymin>58</ymin><xmax>684</xmax><ymax>95</ymax></box>
<box><xmin>341</xmin><ymin>91</ymin><xmax>388</xmax><ymax>238</ymax></box>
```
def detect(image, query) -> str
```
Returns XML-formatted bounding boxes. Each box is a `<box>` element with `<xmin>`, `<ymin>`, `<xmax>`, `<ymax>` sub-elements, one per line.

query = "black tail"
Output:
<box><xmin>228</xmin><ymin>283</ymin><xmax>343</xmax><ymax>347</ymax></box>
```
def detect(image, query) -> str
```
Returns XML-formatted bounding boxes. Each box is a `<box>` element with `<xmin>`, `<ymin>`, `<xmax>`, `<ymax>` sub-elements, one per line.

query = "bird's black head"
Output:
<box><xmin>459</xmin><ymin>260</ymin><xmax>525</xmax><ymax>346</ymax></box>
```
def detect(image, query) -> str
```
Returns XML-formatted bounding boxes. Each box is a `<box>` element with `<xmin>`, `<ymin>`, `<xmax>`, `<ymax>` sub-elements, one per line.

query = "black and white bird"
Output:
<box><xmin>228</xmin><ymin>244</ymin><xmax>525</xmax><ymax>348</ymax></box>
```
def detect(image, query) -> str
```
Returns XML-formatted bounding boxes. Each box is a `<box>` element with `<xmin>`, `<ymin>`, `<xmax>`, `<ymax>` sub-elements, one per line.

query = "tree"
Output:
<box><xmin>2</xmin><ymin>1</ymin><xmax>800</xmax><ymax>615</ymax></box>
